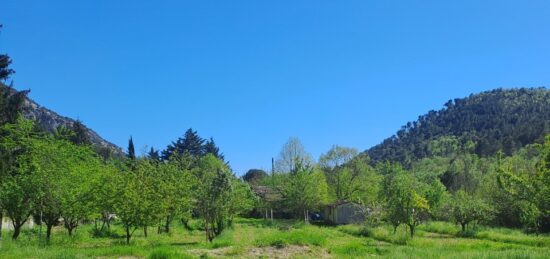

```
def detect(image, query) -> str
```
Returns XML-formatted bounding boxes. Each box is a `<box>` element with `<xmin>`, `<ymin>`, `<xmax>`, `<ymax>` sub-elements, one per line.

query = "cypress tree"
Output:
<box><xmin>127</xmin><ymin>136</ymin><xmax>135</xmax><ymax>160</ymax></box>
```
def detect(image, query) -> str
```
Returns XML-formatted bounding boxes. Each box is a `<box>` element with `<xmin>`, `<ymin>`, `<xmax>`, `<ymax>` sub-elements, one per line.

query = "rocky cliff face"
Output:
<box><xmin>3</xmin><ymin>84</ymin><xmax>123</xmax><ymax>155</ymax></box>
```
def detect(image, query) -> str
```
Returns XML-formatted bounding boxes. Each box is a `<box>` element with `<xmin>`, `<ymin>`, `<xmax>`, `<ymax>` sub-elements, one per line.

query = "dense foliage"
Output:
<box><xmin>0</xmin><ymin>116</ymin><xmax>255</xmax><ymax>243</ymax></box>
<box><xmin>366</xmin><ymin>88</ymin><xmax>550</xmax><ymax>166</ymax></box>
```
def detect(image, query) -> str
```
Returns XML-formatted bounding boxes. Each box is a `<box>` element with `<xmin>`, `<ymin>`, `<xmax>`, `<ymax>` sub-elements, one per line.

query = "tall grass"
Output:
<box><xmin>1</xmin><ymin>218</ymin><xmax>549</xmax><ymax>258</ymax></box>
<box><xmin>255</xmin><ymin>225</ymin><xmax>328</xmax><ymax>247</ymax></box>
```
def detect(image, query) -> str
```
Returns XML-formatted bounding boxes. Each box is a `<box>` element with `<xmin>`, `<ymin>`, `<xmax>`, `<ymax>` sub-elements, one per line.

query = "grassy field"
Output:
<box><xmin>0</xmin><ymin>218</ymin><xmax>549</xmax><ymax>258</ymax></box>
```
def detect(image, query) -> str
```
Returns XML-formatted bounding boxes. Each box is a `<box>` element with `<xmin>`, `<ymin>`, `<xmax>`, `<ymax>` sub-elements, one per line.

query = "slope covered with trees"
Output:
<box><xmin>366</xmin><ymin>88</ymin><xmax>550</xmax><ymax>166</ymax></box>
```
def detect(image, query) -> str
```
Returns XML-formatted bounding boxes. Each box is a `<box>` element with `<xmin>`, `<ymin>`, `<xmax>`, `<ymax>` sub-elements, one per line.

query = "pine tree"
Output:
<box><xmin>204</xmin><ymin>137</ymin><xmax>224</xmax><ymax>161</ymax></box>
<box><xmin>162</xmin><ymin>128</ymin><xmax>205</xmax><ymax>160</ymax></box>
<box><xmin>0</xmin><ymin>25</ymin><xmax>15</xmax><ymax>81</ymax></box>
<box><xmin>148</xmin><ymin>147</ymin><xmax>160</xmax><ymax>161</ymax></box>
<box><xmin>70</xmin><ymin>120</ymin><xmax>91</xmax><ymax>145</ymax></box>
<box><xmin>0</xmin><ymin>85</ymin><xmax>28</xmax><ymax>125</ymax></box>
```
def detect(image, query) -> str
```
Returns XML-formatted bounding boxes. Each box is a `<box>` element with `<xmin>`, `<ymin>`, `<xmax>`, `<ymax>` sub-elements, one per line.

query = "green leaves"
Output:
<box><xmin>450</xmin><ymin>190</ymin><xmax>492</xmax><ymax>232</ymax></box>
<box><xmin>281</xmin><ymin>165</ymin><xmax>328</xmax><ymax>218</ymax></box>
<box><xmin>381</xmin><ymin>164</ymin><xmax>432</xmax><ymax>237</ymax></box>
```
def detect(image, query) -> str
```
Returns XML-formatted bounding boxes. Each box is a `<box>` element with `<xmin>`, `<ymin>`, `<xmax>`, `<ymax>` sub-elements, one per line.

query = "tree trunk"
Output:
<box><xmin>181</xmin><ymin>218</ymin><xmax>191</xmax><ymax>231</ymax></box>
<box><xmin>0</xmin><ymin>212</ymin><xmax>3</xmax><ymax>239</ymax></box>
<box><xmin>409</xmin><ymin>224</ymin><xmax>415</xmax><ymax>238</ymax></box>
<box><xmin>143</xmin><ymin>226</ymin><xmax>148</xmax><ymax>237</ymax></box>
<box><xmin>12</xmin><ymin>223</ymin><xmax>22</xmax><ymax>240</ymax></box>
<box><xmin>46</xmin><ymin>224</ymin><xmax>53</xmax><ymax>242</ymax></box>
<box><xmin>205</xmin><ymin>219</ymin><xmax>210</xmax><ymax>242</ymax></box>
<box><xmin>270</xmin><ymin>208</ymin><xmax>273</xmax><ymax>221</ymax></box>
<box><xmin>461</xmin><ymin>222</ymin><xmax>466</xmax><ymax>232</ymax></box>
<box><xmin>125</xmin><ymin>226</ymin><xmax>131</xmax><ymax>244</ymax></box>
<box><xmin>65</xmin><ymin>219</ymin><xmax>78</xmax><ymax>236</ymax></box>
<box><xmin>164</xmin><ymin>216</ymin><xmax>172</xmax><ymax>233</ymax></box>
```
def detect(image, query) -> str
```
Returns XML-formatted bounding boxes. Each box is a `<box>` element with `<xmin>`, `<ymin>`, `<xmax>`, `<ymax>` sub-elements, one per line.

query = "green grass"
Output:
<box><xmin>1</xmin><ymin>219</ymin><xmax>549</xmax><ymax>258</ymax></box>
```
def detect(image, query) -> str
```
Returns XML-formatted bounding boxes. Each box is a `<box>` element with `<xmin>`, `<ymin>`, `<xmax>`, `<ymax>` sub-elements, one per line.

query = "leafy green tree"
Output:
<box><xmin>157</xmin><ymin>155</ymin><xmax>193</xmax><ymax>234</ymax></box>
<box><xmin>58</xmin><ymin>145</ymin><xmax>103</xmax><ymax>236</ymax></box>
<box><xmin>89</xmin><ymin>161</ymin><xmax>119</xmax><ymax>233</ymax></box>
<box><xmin>450</xmin><ymin>190</ymin><xmax>492</xmax><ymax>232</ymax></box>
<box><xmin>0</xmin><ymin>84</ymin><xmax>28</xmax><ymax>238</ymax></box>
<box><xmin>440</xmin><ymin>153</ymin><xmax>482</xmax><ymax>193</ymax></box>
<box><xmin>498</xmin><ymin>136</ymin><xmax>550</xmax><ymax>233</ymax></box>
<box><xmin>112</xmin><ymin>160</ymin><xmax>163</xmax><ymax>244</ymax></box>
<box><xmin>33</xmin><ymin>137</ymin><xmax>69</xmax><ymax>241</ymax></box>
<box><xmin>0</xmin><ymin>118</ymin><xmax>41</xmax><ymax>240</ymax></box>
<box><xmin>319</xmin><ymin>145</ymin><xmax>358</xmax><ymax>200</ymax></box>
<box><xmin>193</xmin><ymin>154</ymin><xmax>232</xmax><ymax>241</ymax></box>
<box><xmin>381</xmin><ymin>164</ymin><xmax>430</xmax><ymax>237</ymax></box>
<box><xmin>226</xmin><ymin>178</ymin><xmax>256</xmax><ymax>226</ymax></box>
<box><xmin>281</xmin><ymin>162</ymin><xmax>328</xmax><ymax>222</ymax></box>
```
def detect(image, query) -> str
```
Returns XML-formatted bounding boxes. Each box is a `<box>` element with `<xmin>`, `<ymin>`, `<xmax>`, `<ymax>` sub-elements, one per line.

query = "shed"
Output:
<box><xmin>324</xmin><ymin>201</ymin><xmax>366</xmax><ymax>225</ymax></box>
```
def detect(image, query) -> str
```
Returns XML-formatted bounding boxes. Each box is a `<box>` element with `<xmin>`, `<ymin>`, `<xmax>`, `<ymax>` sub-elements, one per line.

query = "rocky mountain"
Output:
<box><xmin>1</xmin><ymin>83</ymin><xmax>123</xmax><ymax>155</ymax></box>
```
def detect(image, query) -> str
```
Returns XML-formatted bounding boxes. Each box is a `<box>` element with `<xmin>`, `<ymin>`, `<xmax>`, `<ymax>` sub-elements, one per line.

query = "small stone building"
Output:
<box><xmin>324</xmin><ymin>201</ymin><xmax>366</xmax><ymax>225</ymax></box>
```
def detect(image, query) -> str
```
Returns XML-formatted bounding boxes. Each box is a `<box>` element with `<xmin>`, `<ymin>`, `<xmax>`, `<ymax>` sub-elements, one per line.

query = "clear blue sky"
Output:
<box><xmin>2</xmin><ymin>1</ymin><xmax>550</xmax><ymax>174</ymax></box>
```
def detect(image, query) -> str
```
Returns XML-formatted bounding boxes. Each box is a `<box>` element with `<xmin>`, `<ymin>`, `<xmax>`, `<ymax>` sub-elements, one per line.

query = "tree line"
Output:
<box><xmin>0</xmin><ymin>114</ymin><xmax>255</xmax><ymax>243</ymax></box>
<box><xmin>245</xmin><ymin>135</ymin><xmax>550</xmax><ymax>236</ymax></box>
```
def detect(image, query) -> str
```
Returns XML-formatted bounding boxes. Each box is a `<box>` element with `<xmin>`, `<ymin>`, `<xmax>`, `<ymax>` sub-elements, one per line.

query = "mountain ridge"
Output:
<box><xmin>1</xmin><ymin>83</ymin><xmax>123</xmax><ymax>155</ymax></box>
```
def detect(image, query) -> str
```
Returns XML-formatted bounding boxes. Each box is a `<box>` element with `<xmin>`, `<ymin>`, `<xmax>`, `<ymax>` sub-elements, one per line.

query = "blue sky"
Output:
<box><xmin>2</xmin><ymin>1</ymin><xmax>550</xmax><ymax>174</ymax></box>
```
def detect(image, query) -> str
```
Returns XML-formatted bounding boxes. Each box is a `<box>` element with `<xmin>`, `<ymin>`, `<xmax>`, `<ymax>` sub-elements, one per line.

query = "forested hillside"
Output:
<box><xmin>366</xmin><ymin>88</ymin><xmax>550</xmax><ymax>166</ymax></box>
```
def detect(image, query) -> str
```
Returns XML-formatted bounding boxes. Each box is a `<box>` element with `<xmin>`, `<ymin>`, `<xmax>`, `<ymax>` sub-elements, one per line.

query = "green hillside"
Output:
<box><xmin>366</xmin><ymin>88</ymin><xmax>550</xmax><ymax>166</ymax></box>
